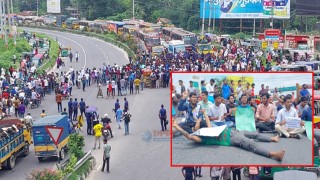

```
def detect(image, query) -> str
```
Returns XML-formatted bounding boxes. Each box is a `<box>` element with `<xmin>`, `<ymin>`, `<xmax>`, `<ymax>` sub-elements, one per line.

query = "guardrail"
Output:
<box><xmin>21</xmin><ymin>24</ymin><xmax>137</xmax><ymax>61</ymax></box>
<box><xmin>63</xmin><ymin>150</ymin><xmax>94</xmax><ymax>180</ymax></box>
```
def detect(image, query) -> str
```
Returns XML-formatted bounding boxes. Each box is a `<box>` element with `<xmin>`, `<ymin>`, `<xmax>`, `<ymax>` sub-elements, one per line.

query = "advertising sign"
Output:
<box><xmin>265</xmin><ymin>29</ymin><xmax>280</xmax><ymax>41</ymax></box>
<box><xmin>47</xmin><ymin>0</ymin><xmax>61</xmax><ymax>14</ymax></box>
<box><xmin>200</xmin><ymin>0</ymin><xmax>290</xmax><ymax>19</ymax></box>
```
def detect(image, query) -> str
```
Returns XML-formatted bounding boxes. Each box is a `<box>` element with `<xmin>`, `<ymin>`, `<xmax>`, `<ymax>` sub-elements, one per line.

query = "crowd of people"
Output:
<box><xmin>172</xmin><ymin>77</ymin><xmax>312</xmax><ymax>162</ymax></box>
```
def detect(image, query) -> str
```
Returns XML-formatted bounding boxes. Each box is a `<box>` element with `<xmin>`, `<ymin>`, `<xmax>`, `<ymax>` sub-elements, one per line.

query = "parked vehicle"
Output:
<box><xmin>0</xmin><ymin>119</ymin><xmax>32</xmax><ymax>170</ymax></box>
<box><xmin>33</xmin><ymin>115</ymin><xmax>72</xmax><ymax>162</ymax></box>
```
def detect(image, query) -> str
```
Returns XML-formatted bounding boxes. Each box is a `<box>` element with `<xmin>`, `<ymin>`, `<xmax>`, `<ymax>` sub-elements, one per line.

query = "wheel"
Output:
<box><xmin>7</xmin><ymin>155</ymin><xmax>16</xmax><ymax>170</ymax></box>
<box><xmin>38</xmin><ymin>157</ymin><xmax>44</xmax><ymax>162</ymax></box>
<box><xmin>59</xmin><ymin>148</ymin><xmax>65</xmax><ymax>160</ymax></box>
<box><xmin>23</xmin><ymin>143</ymin><xmax>30</xmax><ymax>157</ymax></box>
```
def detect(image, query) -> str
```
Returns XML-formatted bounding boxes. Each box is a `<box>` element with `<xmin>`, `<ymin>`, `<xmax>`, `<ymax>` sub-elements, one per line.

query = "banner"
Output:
<box><xmin>200</xmin><ymin>0</ymin><xmax>290</xmax><ymax>19</ymax></box>
<box><xmin>47</xmin><ymin>0</ymin><xmax>61</xmax><ymax>13</ymax></box>
<box><xmin>235</xmin><ymin>107</ymin><xmax>256</xmax><ymax>132</ymax></box>
<box><xmin>304</xmin><ymin>121</ymin><xmax>312</xmax><ymax>140</ymax></box>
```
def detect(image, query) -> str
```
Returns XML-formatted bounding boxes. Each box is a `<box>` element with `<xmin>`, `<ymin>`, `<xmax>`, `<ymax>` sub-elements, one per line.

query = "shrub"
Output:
<box><xmin>26</xmin><ymin>168</ymin><xmax>62</xmax><ymax>180</ymax></box>
<box><xmin>68</xmin><ymin>133</ymin><xmax>85</xmax><ymax>159</ymax></box>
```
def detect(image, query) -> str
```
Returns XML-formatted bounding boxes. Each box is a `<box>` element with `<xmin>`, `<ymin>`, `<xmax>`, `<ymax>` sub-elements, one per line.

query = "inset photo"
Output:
<box><xmin>171</xmin><ymin>72</ymin><xmax>313</xmax><ymax>166</ymax></box>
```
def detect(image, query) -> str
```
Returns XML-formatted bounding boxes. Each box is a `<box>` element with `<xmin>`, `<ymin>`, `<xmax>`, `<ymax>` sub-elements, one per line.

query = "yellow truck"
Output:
<box><xmin>0</xmin><ymin>119</ymin><xmax>32</xmax><ymax>170</ymax></box>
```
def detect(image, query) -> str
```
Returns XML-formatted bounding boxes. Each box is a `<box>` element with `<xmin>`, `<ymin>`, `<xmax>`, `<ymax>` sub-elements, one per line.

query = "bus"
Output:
<box><xmin>162</xmin><ymin>27</ymin><xmax>197</xmax><ymax>46</ymax></box>
<box><xmin>78</xmin><ymin>20</ymin><xmax>94</xmax><ymax>31</ymax></box>
<box><xmin>106</xmin><ymin>21</ymin><xmax>125</xmax><ymax>36</ymax></box>
<box><xmin>136</xmin><ymin>30</ymin><xmax>161</xmax><ymax>53</ymax></box>
<box><xmin>66</xmin><ymin>18</ymin><xmax>79</xmax><ymax>29</ymax></box>
<box><xmin>123</xmin><ymin>25</ymin><xmax>138</xmax><ymax>40</ymax></box>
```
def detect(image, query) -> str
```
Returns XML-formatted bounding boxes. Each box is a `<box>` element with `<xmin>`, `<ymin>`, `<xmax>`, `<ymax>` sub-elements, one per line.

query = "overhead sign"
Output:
<box><xmin>200</xmin><ymin>0</ymin><xmax>290</xmax><ymax>19</ymax></box>
<box><xmin>265</xmin><ymin>29</ymin><xmax>280</xmax><ymax>41</ymax></box>
<box><xmin>47</xmin><ymin>0</ymin><xmax>61</xmax><ymax>14</ymax></box>
<box><xmin>45</xmin><ymin>126</ymin><xmax>63</xmax><ymax>145</ymax></box>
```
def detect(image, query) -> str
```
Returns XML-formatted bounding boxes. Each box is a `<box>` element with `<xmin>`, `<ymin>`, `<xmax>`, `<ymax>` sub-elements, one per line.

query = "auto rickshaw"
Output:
<box><xmin>60</xmin><ymin>47</ymin><xmax>71</xmax><ymax>57</ymax></box>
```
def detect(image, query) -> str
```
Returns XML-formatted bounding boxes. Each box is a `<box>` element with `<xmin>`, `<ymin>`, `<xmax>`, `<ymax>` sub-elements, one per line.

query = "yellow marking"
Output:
<box><xmin>34</xmin><ymin>136</ymin><xmax>69</xmax><ymax>152</ymax></box>
<box><xmin>0</xmin><ymin>142</ymin><xmax>25</xmax><ymax>163</ymax></box>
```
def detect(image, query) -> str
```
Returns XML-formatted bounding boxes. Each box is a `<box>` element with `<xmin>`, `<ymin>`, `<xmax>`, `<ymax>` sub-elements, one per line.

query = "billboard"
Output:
<box><xmin>200</xmin><ymin>0</ymin><xmax>290</xmax><ymax>19</ymax></box>
<box><xmin>296</xmin><ymin>0</ymin><xmax>320</xmax><ymax>16</ymax></box>
<box><xmin>47</xmin><ymin>0</ymin><xmax>61</xmax><ymax>14</ymax></box>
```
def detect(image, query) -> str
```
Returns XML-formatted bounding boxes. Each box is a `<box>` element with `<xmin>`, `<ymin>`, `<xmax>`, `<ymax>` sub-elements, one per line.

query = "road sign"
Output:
<box><xmin>261</xmin><ymin>41</ymin><xmax>268</xmax><ymax>49</ymax></box>
<box><xmin>265</xmin><ymin>29</ymin><xmax>280</xmax><ymax>41</ymax></box>
<box><xmin>45</xmin><ymin>126</ymin><xmax>63</xmax><ymax>145</ymax></box>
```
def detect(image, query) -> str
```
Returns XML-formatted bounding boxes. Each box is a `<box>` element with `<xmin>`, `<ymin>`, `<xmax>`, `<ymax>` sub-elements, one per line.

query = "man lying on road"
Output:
<box><xmin>172</xmin><ymin>109</ymin><xmax>285</xmax><ymax>161</ymax></box>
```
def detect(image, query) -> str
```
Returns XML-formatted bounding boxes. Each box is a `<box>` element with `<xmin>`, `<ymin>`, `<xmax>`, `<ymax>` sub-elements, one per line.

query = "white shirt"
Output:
<box><xmin>207</xmin><ymin>103</ymin><xmax>227</xmax><ymax>122</ymax></box>
<box><xmin>44</xmin><ymin>79</ymin><xmax>48</xmax><ymax>86</ymax></box>
<box><xmin>30</xmin><ymin>66</ymin><xmax>36</xmax><ymax>73</ymax></box>
<box><xmin>206</xmin><ymin>83</ymin><xmax>215</xmax><ymax>96</ymax></box>
<box><xmin>111</xmin><ymin>81</ymin><xmax>116</xmax><ymax>88</ymax></box>
<box><xmin>187</xmin><ymin>86</ymin><xmax>196</xmax><ymax>94</ymax></box>
<box><xmin>236</xmin><ymin>86</ymin><xmax>243</xmax><ymax>100</ymax></box>
<box><xmin>85</xmin><ymin>73</ymin><xmax>89</xmax><ymax>80</ymax></box>
<box><xmin>276</xmin><ymin>107</ymin><xmax>299</xmax><ymax>127</ymax></box>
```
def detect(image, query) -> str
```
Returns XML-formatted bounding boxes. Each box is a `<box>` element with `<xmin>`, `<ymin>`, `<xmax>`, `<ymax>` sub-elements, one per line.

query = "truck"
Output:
<box><xmin>33</xmin><ymin>115</ymin><xmax>71</xmax><ymax>162</ymax></box>
<box><xmin>168</xmin><ymin>40</ymin><xmax>186</xmax><ymax>55</ymax></box>
<box><xmin>0</xmin><ymin>119</ymin><xmax>32</xmax><ymax>170</ymax></box>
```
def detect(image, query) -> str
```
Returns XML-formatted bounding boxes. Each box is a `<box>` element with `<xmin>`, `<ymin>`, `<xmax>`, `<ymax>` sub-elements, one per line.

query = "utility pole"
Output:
<box><xmin>0</xmin><ymin>0</ymin><xmax>3</xmax><ymax>38</ymax></box>
<box><xmin>6</xmin><ymin>0</ymin><xmax>10</xmax><ymax>32</ymax></box>
<box><xmin>133</xmin><ymin>0</ymin><xmax>135</xmax><ymax>19</ymax></box>
<box><xmin>201</xmin><ymin>0</ymin><xmax>206</xmax><ymax>35</ymax></box>
<box><xmin>253</xmin><ymin>18</ymin><xmax>256</xmax><ymax>37</ymax></box>
<box><xmin>208</xmin><ymin>0</ymin><xmax>212</xmax><ymax>33</ymax></box>
<box><xmin>213</xmin><ymin>6</ymin><xmax>215</xmax><ymax>32</ymax></box>
<box><xmin>2</xmin><ymin>0</ymin><xmax>7</xmax><ymax>47</ymax></box>
<box><xmin>37</xmin><ymin>0</ymin><xmax>39</xmax><ymax>16</ymax></box>
<box><xmin>271</xmin><ymin>0</ymin><xmax>274</xmax><ymax>29</ymax></box>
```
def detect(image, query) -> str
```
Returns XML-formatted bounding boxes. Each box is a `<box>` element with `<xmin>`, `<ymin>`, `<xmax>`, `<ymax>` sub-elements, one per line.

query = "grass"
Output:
<box><xmin>67</xmin><ymin>158</ymin><xmax>92</xmax><ymax>180</ymax></box>
<box><xmin>0</xmin><ymin>36</ymin><xmax>31</xmax><ymax>69</ymax></box>
<box><xmin>36</xmin><ymin>34</ymin><xmax>60</xmax><ymax>74</ymax></box>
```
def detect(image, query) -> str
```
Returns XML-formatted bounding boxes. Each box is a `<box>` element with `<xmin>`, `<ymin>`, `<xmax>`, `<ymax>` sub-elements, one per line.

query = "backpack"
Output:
<box><xmin>124</xmin><ymin>114</ymin><xmax>131</xmax><ymax>123</ymax></box>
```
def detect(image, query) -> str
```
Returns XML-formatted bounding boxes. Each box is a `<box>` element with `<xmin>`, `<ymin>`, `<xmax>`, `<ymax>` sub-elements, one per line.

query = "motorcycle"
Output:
<box><xmin>102</xmin><ymin>123</ymin><xmax>111</xmax><ymax>140</ymax></box>
<box><xmin>30</xmin><ymin>99</ymin><xmax>40</xmax><ymax>109</ymax></box>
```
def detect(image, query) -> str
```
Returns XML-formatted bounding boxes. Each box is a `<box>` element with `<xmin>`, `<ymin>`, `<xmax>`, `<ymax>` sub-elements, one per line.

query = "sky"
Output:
<box><xmin>172</xmin><ymin>73</ymin><xmax>312</xmax><ymax>95</ymax></box>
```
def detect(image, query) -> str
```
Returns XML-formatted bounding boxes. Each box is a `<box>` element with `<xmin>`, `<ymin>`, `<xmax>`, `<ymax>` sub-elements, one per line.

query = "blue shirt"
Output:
<box><xmin>72</xmin><ymin>101</ymin><xmax>78</xmax><ymax>110</ymax></box>
<box><xmin>178</xmin><ymin>99</ymin><xmax>203</xmax><ymax>123</ymax></box>
<box><xmin>300</xmin><ymin>89</ymin><xmax>310</xmax><ymax>98</ymax></box>
<box><xmin>115</xmin><ymin>102</ymin><xmax>120</xmax><ymax>111</ymax></box>
<box><xmin>222</xmin><ymin>84</ymin><xmax>231</xmax><ymax>99</ymax></box>
<box><xmin>68</xmin><ymin>101</ymin><xmax>73</xmax><ymax>110</ymax></box>
<box><xmin>301</xmin><ymin>107</ymin><xmax>312</xmax><ymax>121</ymax></box>
<box><xmin>79</xmin><ymin>101</ymin><xmax>86</xmax><ymax>110</ymax></box>
<box><xmin>116</xmin><ymin>109</ymin><xmax>123</xmax><ymax>119</ymax></box>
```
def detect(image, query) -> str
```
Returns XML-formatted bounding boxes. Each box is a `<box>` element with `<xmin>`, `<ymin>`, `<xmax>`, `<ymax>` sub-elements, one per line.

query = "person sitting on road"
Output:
<box><xmin>256</xmin><ymin>93</ymin><xmax>275</xmax><ymax>133</ymax></box>
<box><xmin>275</xmin><ymin>95</ymin><xmax>306</xmax><ymax>139</ymax></box>
<box><xmin>172</xmin><ymin>109</ymin><xmax>285</xmax><ymax>161</ymax></box>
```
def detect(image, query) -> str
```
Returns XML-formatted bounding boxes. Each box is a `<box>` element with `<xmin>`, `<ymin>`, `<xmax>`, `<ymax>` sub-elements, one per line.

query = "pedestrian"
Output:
<box><xmin>82</xmin><ymin>75</ymin><xmax>86</xmax><ymax>91</ymax></box>
<box><xmin>210</xmin><ymin>167</ymin><xmax>221</xmax><ymax>180</ymax></box>
<box><xmin>221</xmin><ymin>167</ymin><xmax>231</xmax><ymax>180</ymax></box>
<box><xmin>93</xmin><ymin>123</ymin><xmax>103</xmax><ymax>149</ymax></box>
<box><xmin>18</xmin><ymin>102</ymin><xmax>26</xmax><ymax>118</ymax></box>
<box><xmin>56</xmin><ymin>91</ymin><xmax>63</xmax><ymax>113</ymax></box>
<box><xmin>69</xmin><ymin>51</ymin><xmax>73</xmax><ymax>63</ymax></box>
<box><xmin>134</xmin><ymin>76</ymin><xmax>140</xmax><ymax>94</ymax></box>
<box><xmin>123</xmin><ymin>111</ymin><xmax>131</xmax><ymax>135</ymax></box>
<box><xmin>75</xmin><ymin>51</ymin><xmax>79</xmax><ymax>62</ymax></box>
<box><xmin>40</xmin><ymin>109</ymin><xmax>47</xmax><ymax>118</ymax></box>
<box><xmin>248</xmin><ymin>166</ymin><xmax>259</xmax><ymax>180</ymax></box>
<box><xmin>114</xmin><ymin>99</ymin><xmax>120</xmax><ymax>113</ymax></box>
<box><xmin>101</xmin><ymin>139</ymin><xmax>111</xmax><ymax>173</ymax></box>
<box><xmin>79</xmin><ymin>98</ymin><xmax>86</xmax><ymax>116</ymax></box>
<box><xmin>85</xmin><ymin>109</ymin><xmax>93</xmax><ymax>135</ymax></box>
<box><xmin>13</xmin><ymin>97</ymin><xmax>20</xmax><ymax>117</ymax></box>
<box><xmin>124</xmin><ymin>98</ymin><xmax>129</xmax><ymax>112</ymax></box>
<box><xmin>159</xmin><ymin>104</ymin><xmax>167</xmax><ymax>131</ymax></box>
<box><xmin>195</xmin><ymin>166</ymin><xmax>202</xmax><ymax>178</ymax></box>
<box><xmin>72</xmin><ymin>98</ymin><xmax>79</xmax><ymax>121</ymax></box>
<box><xmin>231</xmin><ymin>167</ymin><xmax>242</xmax><ymax>180</ymax></box>
<box><xmin>68</xmin><ymin>98</ymin><xmax>73</xmax><ymax>120</ymax></box>
<box><xmin>115</xmin><ymin>105</ymin><xmax>123</xmax><ymax>129</ymax></box>
<box><xmin>181</xmin><ymin>167</ymin><xmax>196</xmax><ymax>180</ymax></box>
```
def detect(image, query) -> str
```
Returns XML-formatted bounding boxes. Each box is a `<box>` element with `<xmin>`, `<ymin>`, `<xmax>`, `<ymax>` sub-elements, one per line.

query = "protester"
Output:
<box><xmin>101</xmin><ymin>139</ymin><xmax>111</xmax><ymax>173</ymax></box>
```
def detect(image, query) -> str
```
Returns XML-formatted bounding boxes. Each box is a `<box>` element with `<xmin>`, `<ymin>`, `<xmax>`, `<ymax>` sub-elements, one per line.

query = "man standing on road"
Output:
<box><xmin>123</xmin><ymin>98</ymin><xmax>129</xmax><ymax>112</ymax></box>
<box><xmin>123</xmin><ymin>111</ymin><xmax>131</xmax><ymax>135</ymax></box>
<box><xmin>82</xmin><ymin>75</ymin><xmax>86</xmax><ymax>91</ymax></box>
<box><xmin>181</xmin><ymin>167</ymin><xmax>196</xmax><ymax>180</ymax></box>
<box><xmin>75</xmin><ymin>51</ymin><xmax>79</xmax><ymax>62</ymax></box>
<box><xmin>159</xmin><ymin>104</ymin><xmax>167</xmax><ymax>131</ymax></box>
<box><xmin>72</xmin><ymin>98</ymin><xmax>79</xmax><ymax>121</ymax></box>
<box><xmin>68</xmin><ymin>98</ymin><xmax>73</xmax><ymax>120</ymax></box>
<box><xmin>114</xmin><ymin>99</ymin><xmax>120</xmax><ymax>113</ymax></box>
<box><xmin>69</xmin><ymin>51</ymin><xmax>73</xmax><ymax>63</ymax></box>
<box><xmin>134</xmin><ymin>76</ymin><xmax>141</xmax><ymax>94</ymax></box>
<box><xmin>115</xmin><ymin>105</ymin><xmax>123</xmax><ymax>129</ymax></box>
<box><xmin>56</xmin><ymin>91</ymin><xmax>63</xmax><ymax>113</ymax></box>
<box><xmin>101</xmin><ymin>139</ymin><xmax>111</xmax><ymax>173</ymax></box>
<box><xmin>79</xmin><ymin>98</ymin><xmax>86</xmax><ymax>116</ymax></box>
<box><xmin>93</xmin><ymin>123</ymin><xmax>103</xmax><ymax>149</ymax></box>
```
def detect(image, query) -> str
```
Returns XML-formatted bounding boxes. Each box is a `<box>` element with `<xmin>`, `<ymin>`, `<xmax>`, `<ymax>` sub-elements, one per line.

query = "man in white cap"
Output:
<box><xmin>101</xmin><ymin>114</ymin><xmax>113</xmax><ymax>138</ymax></box>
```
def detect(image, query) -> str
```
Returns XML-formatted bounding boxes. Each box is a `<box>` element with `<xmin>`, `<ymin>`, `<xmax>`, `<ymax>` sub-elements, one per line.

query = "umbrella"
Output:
<box><xmin>85</xmin><ymin>106</ymin><xmax>98</xmax><ymax>113</ymax></box>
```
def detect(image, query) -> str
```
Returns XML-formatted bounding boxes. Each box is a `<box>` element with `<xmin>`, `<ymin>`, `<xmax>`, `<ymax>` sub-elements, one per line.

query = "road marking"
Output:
<box><xmin>25</xmin><ymin>28</ymin><xmax>88</xmax><ymax>69</ymax></box>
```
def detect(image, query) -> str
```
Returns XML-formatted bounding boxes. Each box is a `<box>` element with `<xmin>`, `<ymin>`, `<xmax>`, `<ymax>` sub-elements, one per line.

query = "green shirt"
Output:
<box><xmin>104</xmin><ymin>144</ymin><xmax>111</xmax><ymax>158</ymax></box>
<box><xmin>198</xmin><ymin>100</ymin><xmax>213</xmax><ymax>112</ymax></box>
<box><xmin>199</xmin><ymin>128</ymin><xmax>232</xmax><ymax>146</ymax></box>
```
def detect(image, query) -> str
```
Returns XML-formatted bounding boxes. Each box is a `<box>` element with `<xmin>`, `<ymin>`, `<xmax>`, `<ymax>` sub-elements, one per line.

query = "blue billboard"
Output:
<box><xmin>200</xmin><ymin>0</ymin><xmax>290</xmax><ymax>19</ymax></box>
